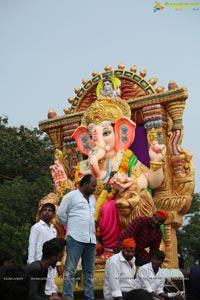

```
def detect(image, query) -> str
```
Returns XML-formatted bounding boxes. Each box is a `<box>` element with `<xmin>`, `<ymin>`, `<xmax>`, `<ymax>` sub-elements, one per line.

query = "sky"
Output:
<box><xmin>0</xmin><ymin>0</ymin><xmax>199</xmax><ymax>192</ymax></box>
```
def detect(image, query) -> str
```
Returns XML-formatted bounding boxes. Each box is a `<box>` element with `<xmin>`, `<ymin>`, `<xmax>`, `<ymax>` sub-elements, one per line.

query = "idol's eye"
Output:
<box><xmin>103</xmin><ymin>130</ymin><xmax>111</xmax><ymax>137</ymax></box>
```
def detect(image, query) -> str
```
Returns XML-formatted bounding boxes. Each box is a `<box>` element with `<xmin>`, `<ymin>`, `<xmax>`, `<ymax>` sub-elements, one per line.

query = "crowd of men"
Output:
<box><xmin>0</xmin><ymin>174</ymin><xmax>199</xmax><ymax>300</ymax></box>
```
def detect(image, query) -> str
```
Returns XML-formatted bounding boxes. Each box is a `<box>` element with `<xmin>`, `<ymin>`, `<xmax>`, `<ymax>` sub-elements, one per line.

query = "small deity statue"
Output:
<box><xmin>50</xmin><ymin>149</ymin><xmax>74</xmax><ymax>197</ymax></box>
<box><xmin>96</xmin><ymin>76</ymin><xmax>121</xmax><ymax>98</ymax></box>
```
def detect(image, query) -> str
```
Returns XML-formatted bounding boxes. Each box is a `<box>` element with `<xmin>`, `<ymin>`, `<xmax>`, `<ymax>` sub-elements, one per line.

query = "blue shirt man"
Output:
<box><xmin>56</xmin><ymin>174</ymin><xmax>97</xmax><ymax>300</ymax></box>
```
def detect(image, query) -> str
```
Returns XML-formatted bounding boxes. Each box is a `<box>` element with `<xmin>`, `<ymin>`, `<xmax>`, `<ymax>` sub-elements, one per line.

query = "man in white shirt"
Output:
<box><xmin>27</xmin><ymin>202</ymin><xmax>58</xmax><ymax>296</ymax></box>
<box><xmin>134</xmin><ymin>249</ymin><xmax>167</xmax><ymax>300</ymax></box>
<box><xmin>103</xmin><ymin>238</ymin><xmax>137</xmax><ymax>300</ymax></box>
<box><xmin>57</xmin><ymin>174</ymin><xmax>97</xmax><ymax>300</ymax></box>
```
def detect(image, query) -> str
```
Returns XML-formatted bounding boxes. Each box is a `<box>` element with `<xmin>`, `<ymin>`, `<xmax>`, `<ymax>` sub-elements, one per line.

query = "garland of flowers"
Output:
<box><xmin>74</xmin><ymin>160</ymin><xmax>91</xmax><ymax>188</ymax></box>
<box><xmin>59</xmin><ymin>181</ymin><xmax>68</xmax><ymax>198</ymax></box>
<box><xmin>74</xmin><ymin>162</ymin><xmax>82</xmax><ymax>187</ymax></box>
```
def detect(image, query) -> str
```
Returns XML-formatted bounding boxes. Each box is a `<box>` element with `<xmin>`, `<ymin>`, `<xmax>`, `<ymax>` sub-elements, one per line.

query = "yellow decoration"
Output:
<box><xmin>74</xmin><ymin>162</ymin><xmax>82</xmax><ymax>187</ymax></box>
<box><xmin>150</xmin><ymin>160</ymin><xmax>164</xmax><ymax>172</ymax></box>
<box><xmin>59</xmin><ymin>181</ymin><xmax>67</xmax><ymax>198</ymax></box>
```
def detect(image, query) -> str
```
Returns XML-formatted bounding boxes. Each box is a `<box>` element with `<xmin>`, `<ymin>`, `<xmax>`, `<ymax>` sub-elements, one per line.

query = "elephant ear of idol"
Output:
<box><xmin>72</xmin><ymin>97</ymin><xmax>136</xmax><ymax>154</ymax></box>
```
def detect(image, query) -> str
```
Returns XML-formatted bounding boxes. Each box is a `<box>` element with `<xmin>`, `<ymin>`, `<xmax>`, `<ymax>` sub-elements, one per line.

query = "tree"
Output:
<box><xmin>0</xmin><ymin>116</ymin><xmax>54</xmax><ymax>263</ymax></box>
<box><xmin>177</xmin><ymin>193</ymin><xmax>200</xmax><ymax>270</ymax></box>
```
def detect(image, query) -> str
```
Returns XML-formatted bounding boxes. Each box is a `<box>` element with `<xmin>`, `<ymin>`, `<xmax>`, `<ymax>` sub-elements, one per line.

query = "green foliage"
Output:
<box><xmin>0</xmin><ymin>222</ymin><xmax>30</xmax><ymax>265</ymax></box>
<box><xmin>177</xmin><ymin>193</ymin><xmax>200</xmax><ymax>270</ymax></box>
<box><xmin>0</xmin><ymin>116</ymin><xmax>53</xmax><ymax>183</ymax></box>
<box><xmin>188</xmin><ymin>193</ymin><xmax>200</xmax><ymax>214</ymax></box>
<box><xmin>0</xmin><ymin>116</ymin><xmax>54</xmax><ymax>264</ymax></box>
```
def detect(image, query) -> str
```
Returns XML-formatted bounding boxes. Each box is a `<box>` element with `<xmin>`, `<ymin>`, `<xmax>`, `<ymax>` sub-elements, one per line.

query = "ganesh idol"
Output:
<box><xmin>70</xmin><ymin>96</ymin><xmax>166</xmax><ymax>257</ymax></box>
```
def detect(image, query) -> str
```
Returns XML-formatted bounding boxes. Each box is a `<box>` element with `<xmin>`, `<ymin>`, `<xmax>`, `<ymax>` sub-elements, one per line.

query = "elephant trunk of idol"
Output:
<box><xmin>88</xmin><ymin>142</ymin><xmax>107</xmax><ymax>179</ymax></box>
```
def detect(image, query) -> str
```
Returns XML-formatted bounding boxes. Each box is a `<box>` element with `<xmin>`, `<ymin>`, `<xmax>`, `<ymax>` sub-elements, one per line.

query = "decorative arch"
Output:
<box><xmin>67</xmin><ymin>64</ymin><xmax>162</xmax><ymax>113</ymax></box>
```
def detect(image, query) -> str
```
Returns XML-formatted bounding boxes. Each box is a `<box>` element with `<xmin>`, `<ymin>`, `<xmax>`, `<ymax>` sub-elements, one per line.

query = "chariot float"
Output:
<box><xmin>39</xmin><ymin>63</ymin><xmax>195</xmax><ymax>295</ymax></box>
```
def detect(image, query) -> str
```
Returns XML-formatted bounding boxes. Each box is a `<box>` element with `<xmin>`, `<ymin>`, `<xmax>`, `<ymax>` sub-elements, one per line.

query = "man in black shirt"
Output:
<box><xmin>26</xmin><ymin>238</ymin><xmax>66</xmax><ymax>300</ymax></box>
<box><xmin>0</xmin><ymin>264</ymin><xmax>29</xmax><ymax>300</ymax></box>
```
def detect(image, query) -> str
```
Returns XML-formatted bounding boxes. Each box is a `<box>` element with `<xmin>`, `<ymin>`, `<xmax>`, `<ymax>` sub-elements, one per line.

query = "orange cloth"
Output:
<box><xmin>155</xmin><ymin>209</ymin><xmax>168</xmax><ymax>221</ymax></box>
<box><xmin>121</xmin><ymin>238</ymin><xmax>136</xmax><ymax>248</ymax></box>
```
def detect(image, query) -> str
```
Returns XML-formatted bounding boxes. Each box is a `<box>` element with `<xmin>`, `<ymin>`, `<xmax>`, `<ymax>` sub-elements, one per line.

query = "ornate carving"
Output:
<box><xmin>81</xmin><ymin>97</ymin><xmax>131</xmax><ymax>126</ymax></box>
<box><xmin>115</xmin><ymin>183</ymin><xmax>154</xmax><ymax>230</ymax></box>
